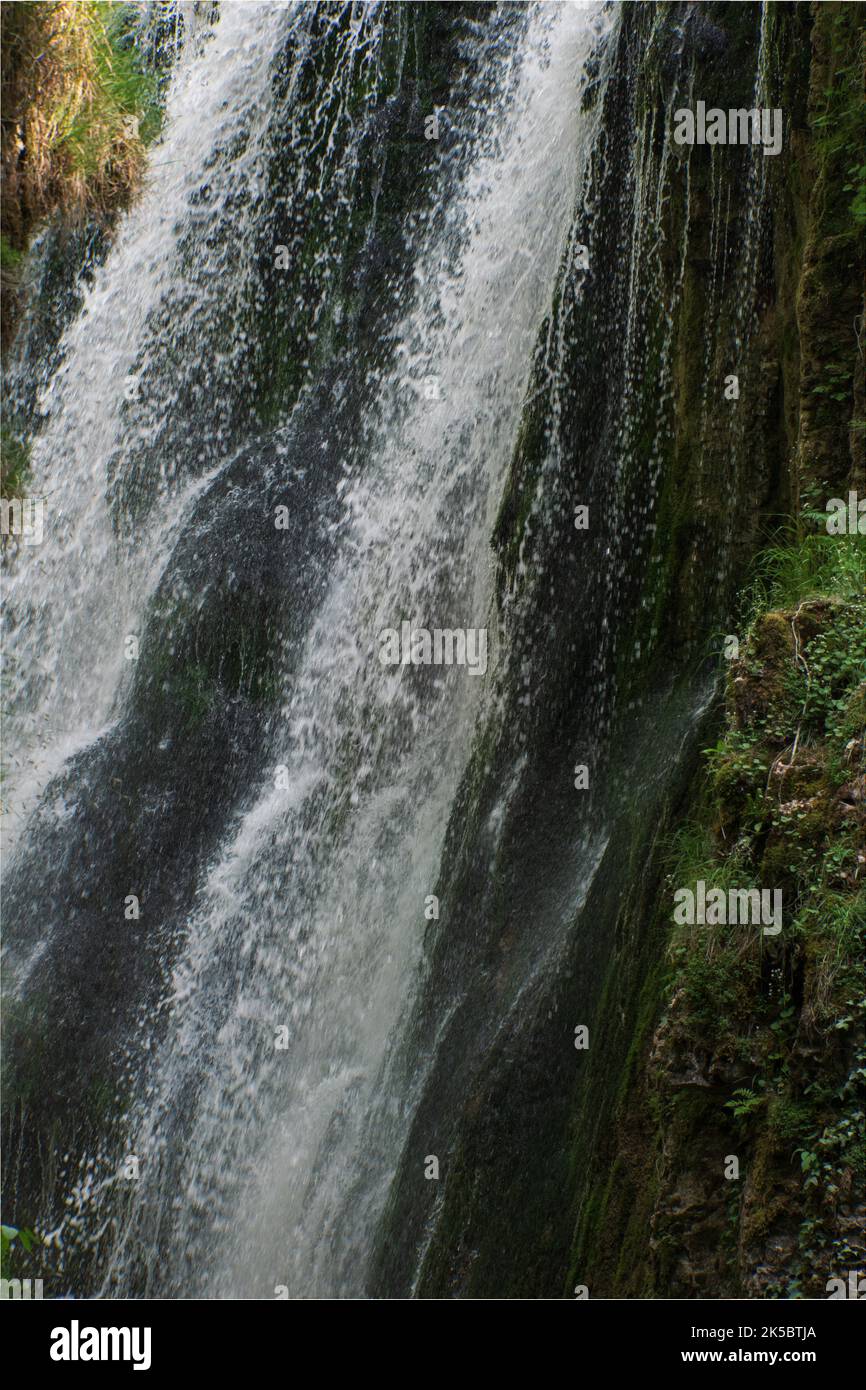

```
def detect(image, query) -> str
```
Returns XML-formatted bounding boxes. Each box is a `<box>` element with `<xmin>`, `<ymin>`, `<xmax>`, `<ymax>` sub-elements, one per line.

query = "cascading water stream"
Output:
<box><xmin>3</xmin><ymin>1</ymin><xmax>613</xmax><ymax>1298</ymax></box>
<box><xmin>2</xmin><ymin>4</ymin><xmax>290</xmax><ymax>859</ymax></box>
<box><xmin>105</xmin><ymin>0</ymin><xmax>611</xmax><ymax>1302</ymax></box>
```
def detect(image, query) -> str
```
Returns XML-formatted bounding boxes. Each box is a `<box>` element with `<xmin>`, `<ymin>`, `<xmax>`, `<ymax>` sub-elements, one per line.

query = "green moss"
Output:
<box><xmin>491</xmin><ymin>365</ymin><xmax>551</xmax><ymax>597</ymax></box>
<box><xmin>794</xmin><ymin>3</ymin><xmax>865</xmax><ymax>499</ymax></box>
<box><xmin>249</xmin><ymin>3</ymin><xmax>484</xmax><ymax>433</ymax></box>
<box><xmin>0</xmin><ymin>234</ymin><xmax>24</xmax><ymax>271</ymax></box>
<box><xmin>810</xmin><ymin>7</ymin><xmax>866</xmax><ymax>234</ymax></box>
<box><xmin>0</xmin><ymin>426</ymin><xmax>31</xmax><ymax>498</ymax></box>
<box><xmin>634</xmin><ymin>550</ymin><xmax>862</xmax><ymax>1292</ymax></box>
<box><xmin>566</xmin><ymin>521</ymin><xmax>864</xmax><ymax>1298</ymax></box>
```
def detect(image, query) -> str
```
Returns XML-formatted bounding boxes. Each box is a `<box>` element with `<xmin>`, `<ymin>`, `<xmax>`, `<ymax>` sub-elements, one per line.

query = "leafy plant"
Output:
<box><xmin>727</xmin><ymin>1088</ymin><xmax>766</xmax><ymax>1120</ymax></box>
<box><xmin>0</xmin><ymin>1224</ymin><xmax>40</xmax><ymax>1277</ymax></box>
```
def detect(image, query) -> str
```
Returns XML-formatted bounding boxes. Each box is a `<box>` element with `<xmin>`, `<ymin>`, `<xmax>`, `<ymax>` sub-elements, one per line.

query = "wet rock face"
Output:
<box><xmin>684</xmin><ymin>12</ymin><xmax>730</xmax><ymax>64</ymax></box>
<box><xmin>372</xmin><ymin>0</ymin><xmax>812</xmax><ymax>1299</ymax></box>
<box><xmin>504</xmin><ymin>0</ymin><xmax>862</xmax><ymax>1295</ymax></box>
<box><xmin>796</xmin><ymin>3</ymin><xmax>866</xmax><ymax>502</ymax></box>
<box><xmin>586</xmin><ymin>577</ymin><xmax>865</xmax><ymax>1300</ymax></box>
<box><xmin>1</xmin><ymin>402</ymin><xmax>344</xmax><ymax>1207</ymax></box>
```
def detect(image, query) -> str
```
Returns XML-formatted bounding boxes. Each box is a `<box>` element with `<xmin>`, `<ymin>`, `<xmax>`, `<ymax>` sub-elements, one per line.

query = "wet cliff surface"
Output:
<box><xmin>372</xmin><ymin>0</ymin><xmax>865</xmax><ymax>1299</ymax></box>
<box><xmin>561</xmin><ymin>1</ymin><xmax>865</xmax><ymax>1302</ymax></box>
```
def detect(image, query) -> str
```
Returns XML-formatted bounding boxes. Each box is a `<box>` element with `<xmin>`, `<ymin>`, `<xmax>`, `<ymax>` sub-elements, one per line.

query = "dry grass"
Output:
<box><xmin>1</xmin><ymin>1</ymin><xmax>158</xmax><ymax>350</ymax></box>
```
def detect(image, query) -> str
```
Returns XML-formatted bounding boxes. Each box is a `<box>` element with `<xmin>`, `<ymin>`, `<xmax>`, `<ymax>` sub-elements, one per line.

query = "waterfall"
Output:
<box><xmin>3</xmin><ymin>1</ymin><xmax>613</xmax><ymax>1298</ymax></box>
<box><xmin>2</xmin><ymin>0</ymin><xmax>794</xmax><ymax>1303</ymax></box>
<box><xmin>2</xmin><ymin>3</ymin><xmax>289</xmax><ymax>857</ymax></box>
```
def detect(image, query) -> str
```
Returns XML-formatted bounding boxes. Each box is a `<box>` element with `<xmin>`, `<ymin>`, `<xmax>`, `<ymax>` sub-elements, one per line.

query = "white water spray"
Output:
<box><xmin>92</xmin><ymin>0</ymin><xmax>612</xmax><ymax>1298</ymax></box>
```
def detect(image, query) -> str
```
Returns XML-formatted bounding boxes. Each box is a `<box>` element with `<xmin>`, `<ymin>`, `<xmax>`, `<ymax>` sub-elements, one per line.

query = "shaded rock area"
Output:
<box><xmin>374</xmin><ymin>1</ymin><xmax>864</xmax><ymax>1300</ymax></box>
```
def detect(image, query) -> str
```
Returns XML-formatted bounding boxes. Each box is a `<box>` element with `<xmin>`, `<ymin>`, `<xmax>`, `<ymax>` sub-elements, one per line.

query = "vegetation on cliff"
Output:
<box><xmin>568</xmin><ymin>529</ymin><xmax>865</xmax><ymax>1300</ymax></box>
<box><xmin>0</xmin><ymin>425</ymin><xmax>31</xmax><ymax>501</ymax></box>
<box><xmin>657</xmin><ymin>532</ymin><xmax>865</xmax><ymax>1297</ymax></box>
<box><xmin>564</xmin><ymin>1</ymin><xmax>864</xmax><ymax>1302</ymax></box>
<box><xmin>1</xmin><ymin>0</ymin><xmax>160</xmax><ymax>353</ymax></box>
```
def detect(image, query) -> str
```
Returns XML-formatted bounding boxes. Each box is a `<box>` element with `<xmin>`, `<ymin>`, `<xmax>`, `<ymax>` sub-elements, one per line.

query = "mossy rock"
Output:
<box><xmin>727</xmin><ymin>612</ymin><xmax>794</xmax><ymax>732</ymax></box>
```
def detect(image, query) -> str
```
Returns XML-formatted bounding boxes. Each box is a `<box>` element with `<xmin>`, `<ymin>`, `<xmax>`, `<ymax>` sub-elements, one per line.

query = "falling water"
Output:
<box><xmin>2</xmin><ymin>0</ymin><xmax>784</xmax><ymax>1303</ymax></box>
<box><xmin>3</xmin><ymin>1</ymin><xmax>613</xmax><ymax>1297</ymax></box>
<box><xmin>2</xmin><ymin>2</ymin><xmax>290</xmax><ymax>855</ymax></box>
<box><xmin>107</xmin><ymin>0</ymin><xmax>612</xmax><ymax>1302</ymax></box>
